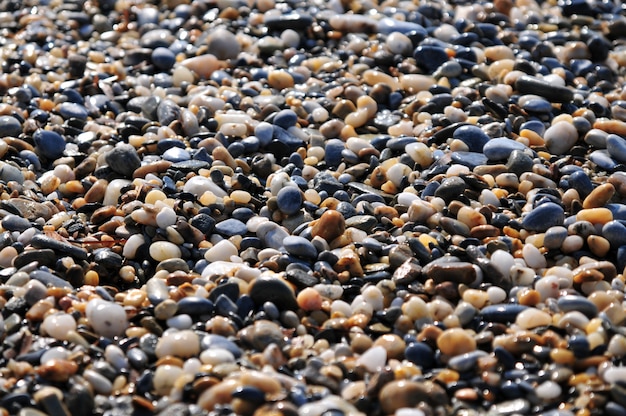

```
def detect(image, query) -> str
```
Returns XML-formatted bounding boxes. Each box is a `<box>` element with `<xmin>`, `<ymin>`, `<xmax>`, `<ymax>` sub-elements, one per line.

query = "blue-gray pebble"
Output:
<box><xmin>276</xmin><ymin>186</ymin><xmax>302</xmax><ymax>215</ymax></box>
<box><xmin>483</xmin><ymin>138</ymin><xmax>529</xmax><ymax>161</ymax></box>
<box><xmin>522</xmin><ymin>202</ymin><xmax>564</xmax><ymax>232</ymax></box>
<box><xmin>453</xmin><ymin>125</ymin><xmax>490</xmax><ymax>152</ymax></box>
<box><xmin>215</xmin><ymin>218</ymin><xmax>248</xmax><ymax>237</ymax></box>
<box><xmin>283</xmin><ymin>236</ymin><xmax>318</xmax><ymax>259</ymax></box>
<box><xmin>152</xmin><ymin>47</ymin><xmax>176</xmax><ymax>71</ymax></box>
<box><xmin>602</xmin><ymin>220</ymin><xmax>626</xmax><ymax>248</ymax></box>
<box><xmin>607</xmin><ymin>134</ymin><xmax>626</xmax><ymax>163</ymax></box>
<box><xmin>0</xmin><ymin>115</ymin><xmax>22</xmax><ymax>137</ymax></box>
<box><xmin>33</xmin><ymin>129</ymin><xmax>66</xmax><ymax>159</ymax></box>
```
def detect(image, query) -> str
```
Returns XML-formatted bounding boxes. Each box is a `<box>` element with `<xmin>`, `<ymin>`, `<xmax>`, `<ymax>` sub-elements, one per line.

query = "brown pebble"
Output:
<box><xmin>423</xmin><ymin>261</ymin><xmax>477</xmax><ymax>285</ymax></box>
<box><xmin>379</xmin><ymin>380</ymin><xmax>448</xmax><ymax>414</ymax></box>
<box><xmin>437</xmin><ymin>328</ymin><xmax>477</xmax><ymax>356</ymax></box>
<box><xmin>133</xmin><ymin>160</ymin><xmax>172</xmax><ymax>178</ymax></box>
<box><xmin>310</xmin><ymin>210</ymin><xmax>346</xmax><ymax>242</ymax></box>
<box><xmin>36</xmin><ymin>359</ymin><xmax>78</xmax><ymax>382</ymax></box>
<box><xmin>372</xmin><ymin>334</ymin><xmax>406</xmax><ymax>360</ymax></box>
<box><xmin>583</xmin><ymin>183</ymin><xmax>615</xmax><ymax>209</ymax></box>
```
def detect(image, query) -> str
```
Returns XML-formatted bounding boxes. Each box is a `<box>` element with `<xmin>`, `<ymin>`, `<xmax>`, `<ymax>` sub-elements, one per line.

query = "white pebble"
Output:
<box><xmin>522</xmin><ymin>243</ymin><xmax>547</xmax><ymax>269</ymax></box>
<box><xmin>356</xmin><ymin>346</ymin><xmax>386</xmax><ymax>372</ymax></box>
<box><xmin>204</xmin><ymin>240</ymin><xmax>238</xmax><ymax>262</ymax></box>
<box><xmin>156</xmin><ymin>206</ymin><xmax>177</xmax><ymax>229</ymax></box>
<box><xmin>41</xmin><ymin>313</ymin><xmax>76</xmax><ymax>341</ymax></box>
<box><xmin>149</xmin><ymin>241</ymin><xmax>182</xmax><ymax>262</ymax></box>
<box><xmin>330</xmin><ymin>300</ymin><xmax>352</xmax><ymax>317</ymax></box>
<box><xmin>486</xmin><ymin>286</ymin><xmax>507</xmax><ymax>304</ymax></box>
<box><xmin>183</xmin><ymin>175</ymin><xmax>227</xmax><ymax>198</ymax></box>
<box><xmin>535</xmin><ymin>380</ymin><xmax>562</xmax><ymax>400</ymax></box>
<box><xmin>362</xmin><ymin>286</ymin><xmax>384</xmax><ymax>311</ymax></box>
<box><xmin>153</xmin><ymin>365</ymin><xmax>185</xmax><ymax>396</ymax></box>
<box><xmin>103</xmin><ymin>179</ymin><xmax>131</xmax><ymax>206</ymax></box>
<box><xmin>86</xmin><ymin>298</ymin><xmax>129</xmax><ymax>339</ymax></box>
<box><xmin>535</xmin><ymin>275</ymin><xmax>561</xmax><ymax>301</ymax></box>
<box><xmin>199</xmin><ymin>348</ymin><xmax>235</xmax><ymax>366</ymax></box>
<box><xmin>490</xmin><ymin>250</ymin><xmax>515</xmax><ymax>278</ymax></box>
<box><xmin>603</xmin><ymin>366</ymin><xmax>626</xmax><ymax>384</ymax></box>
<box><xmin>516</xmin><ymin>308</ymin><xmax>552</xmax><ymax>329</ymax></box>
<box><xmin>122</xmin><ymin>234</ymin><xmax>146</xmax><ymax>259</ymax></box>
<box><xmin>155</xmin><ymin>329</ymin><xmax>200</xmax><ymax>359</ymax></box>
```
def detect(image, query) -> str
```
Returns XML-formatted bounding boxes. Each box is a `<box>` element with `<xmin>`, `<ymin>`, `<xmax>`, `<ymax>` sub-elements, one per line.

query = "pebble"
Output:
<box><xmin>85</xmin><ymin>299</ymin><xmax>128</xmax><ymax>339</ymax></box>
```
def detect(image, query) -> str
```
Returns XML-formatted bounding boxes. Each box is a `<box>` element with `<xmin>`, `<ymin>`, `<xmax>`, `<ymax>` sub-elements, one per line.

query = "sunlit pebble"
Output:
<box><xmin>297</xmin><ymin>287</ymin><xmax>323</xmax><ymax>311</ymax></box>
<box><xmin>41</xmin><ymin>313</ymin><xmax>76</xmax><ymax>341</ymax></box>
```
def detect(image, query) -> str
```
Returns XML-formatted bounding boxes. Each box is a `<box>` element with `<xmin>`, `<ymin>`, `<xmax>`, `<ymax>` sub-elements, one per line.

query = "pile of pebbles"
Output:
<box><xmin>1</xmin><ymin>0</ymin><xmax>626</xmax><ymax>414</ymax></box>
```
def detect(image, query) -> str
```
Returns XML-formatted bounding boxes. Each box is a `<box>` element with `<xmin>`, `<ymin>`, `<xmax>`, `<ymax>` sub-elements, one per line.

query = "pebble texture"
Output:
<box><xmin>0</xmin><ymin>0</ymin><xmax>624</xmax><ymax>416</ymax></box>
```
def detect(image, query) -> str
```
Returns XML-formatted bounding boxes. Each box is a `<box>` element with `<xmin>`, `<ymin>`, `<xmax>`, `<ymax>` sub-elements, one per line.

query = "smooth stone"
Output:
<box><xmin>152</xmin><ymin>47</ymin><xmax>176</xmax><ymax>70</ymax></box>
<box><xmin>105</xmin><ymin>144</ymin><xmax>141</xmax><ymax>177</ymax></box>
<box><xmin>155</xmin><ymin>329</ymin><xmax>200</xmax><ymax>358</ymax></box>
<box><xmin>256</xmin><ymin>221</ymin><xmax>289</xmax><ymax>250</ymax></box>
<box><xmin>544</xmin><ymin>226</ymin><xmax>568</xmax><ymax>250</ymax></box>
<box><xmin>204</xmin><ymin>239</ymin><xmax>238</xmax><ymax>262</ymax></box>
<box><xmin>1</xmin><ymin>214</ymin><xmax>31</xmax><ymax>232</ymax></box>
<box><xmin>607</xmin><ymin>134</ymin><xmax>626</xmax><ymax>163</ymax></box>
<box><xmin>177</xmin><ymin>296</ymin><xmax>214</xmax><ymax>316</ymax></box>
<box><xmin>325</xmin><ymin>139</ymin><xmax>345</xmax><ymax>167</ymax></box>
<box><xmin>249</xmin><ymin>276</ymin><xmax>298</xmax><ymax>310</ymax></box>
<box><xmin>33</xmin><ymin>130</ymin><xmax>65</xmax><ymax>160</ymax></box>
<box><xmin>272</xmin><ymin>109</ymin><xmax>298</xmax><ymax>129</ymax></box>
<box><xmin>85</xmin><ymin>298</ymin><xmax>128</xmax><ymax>338</ymax></box>
<box><xmin>453</xmin><ymin>125</ymin><xmax>490</xmax><ymax>152</ymax></box>
<box><xmin>283</xmin><ymin>236</ymin><xmax>317</xmax><ymax>259</ymax></box>
<box><xmin>434</xmin><ymin>176</ymin><xmax>467</xmax><ymax>202</ymax></box>
<box><xmin>414</xmin><ymin>45</ymin><xmax>449</xmax><ymax>73</ymax></box>
<box><xmin>201</xmin><ymin>334</ymin><xmax>242</xmax><ymax>358</ymax></box>
<box><xmin>379</xmin><ymin>380</ymin><xmax>446</xmax><ymax>414</ymax></box>
<box><xmin>515</xmin><ymin>75</ymin><xmax>574</xmax><ymax>103</ymax></box>
<box><xmin>522</xmin><ymin>202</ymin><xmax>565</xmax><ymax>232</ymax></box>
<box><xmin>544</xmin><ymin>121</ymin><xmax>579</xmax><ymax>154</ymax></box>
<box><xmin>183</xmin><ymin>175</ymin><xmax>227</xmax><ymax>198</ymax></box>
<box><xmin>480</xmin><ymin>304</ymin><xmax>529</xmax><ymax>323</ymax></box>
<box><xmin>0</xmin><ymin>163</ymin><xmax>24</xmax><ymax>183</ymax></box>
<box><xmin>483</xmin><ymin>138</ymin><xmax>529</xmax><ymax>161</ymax></box>
<box><xmin>162</xmin><ymin>147</ymin><xmax>190</xmax><ymax>162</ymax></box>
<box><xmin>437</xmin><ymin>328</ymin><xmax>477</xmax><ymax>356</ymax></box>
<box><xmin>568</xmin><ymin>170</ymin><xmax>594</xmax><ymax>198</ymax></box>
<box><xmin>450</xmin><ymin>151</ymin><xmax>489</xmax><ymax>169</ymax></box>
<box><xmin>356</xmin><ymin>345</ymin><xmax>386</xmax><ymax>372</ymax></box>
<box><xmin>149</xmin><ymin>241</ymin><xmax>182</xmax><ymax>262</ymax></box>
<box><xmin>448</xmin><ymin>350</ymin><xmax>489</xmax><ymax>372</ymax></box>
<box><xmin>506</xmin><ymin>150</ymin><xmax>534</xmax><ymax>176</ymax></box>
<box><xmin>206</xmin><ymin>28</ymin><xmax>241</xmax><ymax>60</ymax></box>
<box><xmin>0</xmin><ymin>115</ymin><xmax>22</xmax><ymax>137</ymax></box>
<box><xmin>602</xmin><ymin>221</ymin><xmax>626</xmax><ymax>248</ymax></box>
<box><xmin>29</xmin><ymin>234</ymin><xmax>88</xmax><ymax>261</ymax></box>
<box><xmin>58</xmin><ymin>102</ymin><xmax>88</xmax><ymax>120</ymax></box>
<box><xmin>310</xmin><ymin>210</ymin><xmax>346</xmax><ymax>243</ymax></box>
<box><xmin>423</xmin><ymin>261</ymin><xmax>477</xmax><ymax>285</ymax></box>
<box><xmin>557</xmin><ymin>295</ymin><xmax>598</xmax><ymax>318</ymax></box>
<box><xmin>276</xmin><ymin>186</ymin><xmax>302</xmax><ymax>215</ymax></box>
<box><xmin>215</xmin><ymin>218</ymin><xmax>248</xmax><ymax>237</ymax></box>
<box><xmin>516</xmin><ymin>308</ymin><xmax>552</xmax><ymax>329</ymax></box>
<box><xmin>608</xmin><ymin>204</ymin><xmax>626</xmax><ymax>221</ymax></box>
<box><xmin>589</xmin><ymin>150</ymin><xmax>618</xmax><ymax>170</ymax></box>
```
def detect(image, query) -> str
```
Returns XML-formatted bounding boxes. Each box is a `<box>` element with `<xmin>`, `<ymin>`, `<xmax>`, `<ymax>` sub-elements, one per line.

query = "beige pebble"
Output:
<box><xmin>516</xmin><ymin>308</ymin><xmax>552</xmax><ymax>329</ymax></box>
<box><xmin>437</xmin><ymin>328</ymin><xmax>476</xmax><ymax>356</ymax></box>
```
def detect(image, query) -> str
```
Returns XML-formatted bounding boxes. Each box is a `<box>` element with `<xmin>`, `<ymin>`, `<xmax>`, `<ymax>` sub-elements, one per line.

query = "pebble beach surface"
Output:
<box><xmin>1</xmin><ymin>0</ymin><xmax>626</xmax><ymax>415</ymax></box>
